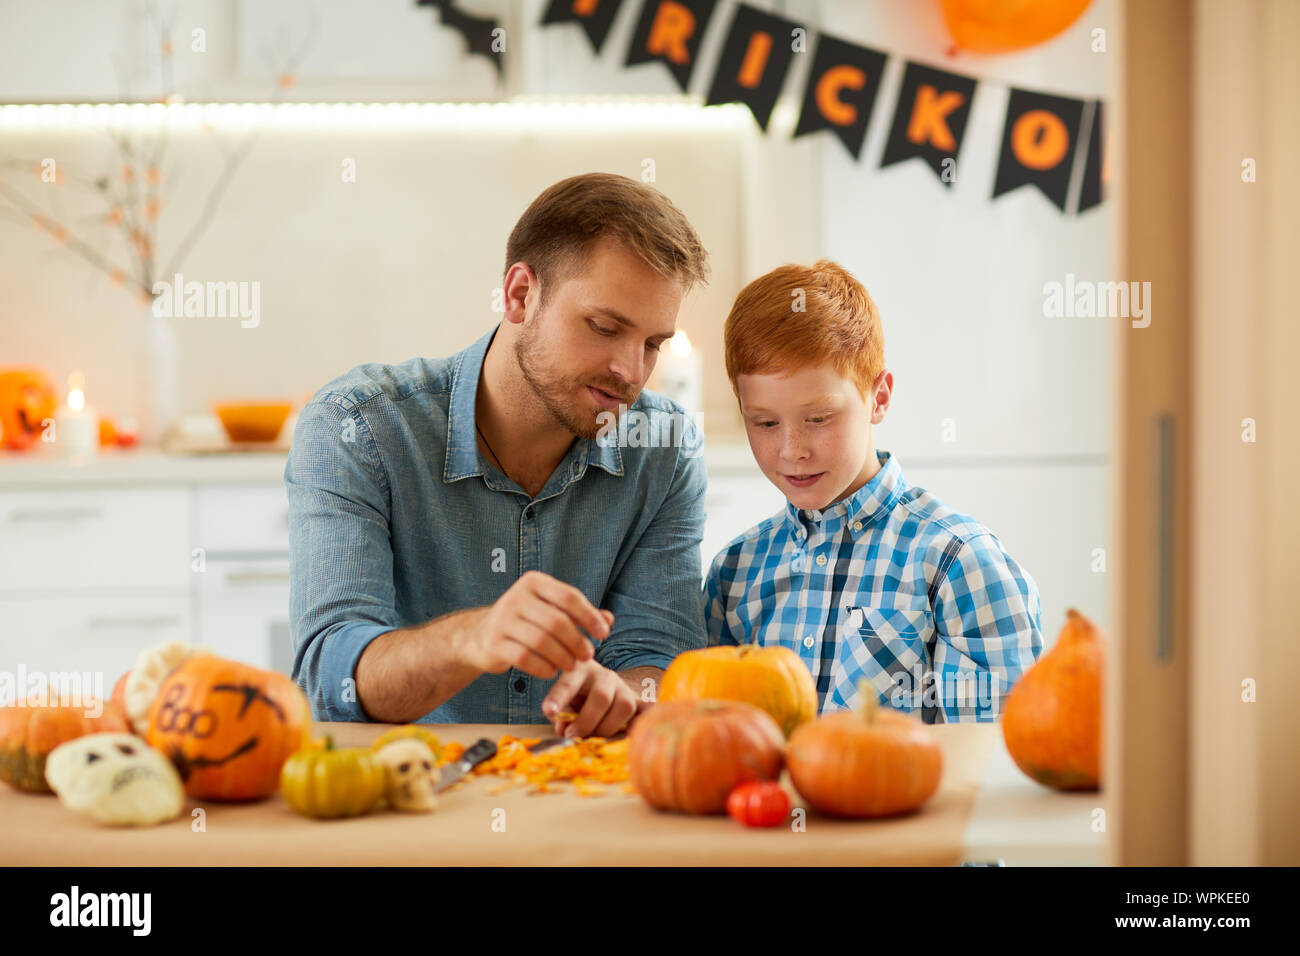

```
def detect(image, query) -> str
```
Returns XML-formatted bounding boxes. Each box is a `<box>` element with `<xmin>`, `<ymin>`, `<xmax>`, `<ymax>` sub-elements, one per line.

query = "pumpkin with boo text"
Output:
<box><xmin>144</xmin><ymin>655</ymin><xmax>310</xmax><ymax>801</ymax></box>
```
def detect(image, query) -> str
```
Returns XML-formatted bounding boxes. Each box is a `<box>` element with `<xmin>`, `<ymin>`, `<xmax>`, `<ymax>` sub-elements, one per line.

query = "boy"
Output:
<box><xmin>704</xmin><ymin>259</ymin><xmax>1042</xmax><ymax>723</ymax></box>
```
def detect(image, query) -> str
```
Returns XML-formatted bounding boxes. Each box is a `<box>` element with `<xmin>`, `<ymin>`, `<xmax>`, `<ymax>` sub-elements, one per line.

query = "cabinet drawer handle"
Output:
<box><xmin>87</xmin><ymin>615</ymin><xmax>182</xmax><ymax>630</ymax></box>
<box><xmin>224</xmin><ymin>569</ymin><xmax>291</xmax><ymax>586</ymax></box>
<box><xmin>9</xmin><ymin>507</ymin><xmax>104</xmax><ymax>523</ymax></box>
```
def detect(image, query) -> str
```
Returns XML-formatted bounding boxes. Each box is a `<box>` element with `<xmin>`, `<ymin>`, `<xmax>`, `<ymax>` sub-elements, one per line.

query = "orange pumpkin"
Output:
<box><xmin>628</xmin><ymin>699</ymin><xmax>785</xmax><ymax>815</ymax></box>
<box><xmin>144</xmin><ymin>655</ymin><xmax>311</xmax><ymax>801</ymax></box>
<box><xmin>1002</xmin><ymin>608</ymin><xmax>1104</xmax><ymax>790</ymax></box>
<box><xmin>0</xmin><ymin>699</ymin><xmax>129</xmax><ymax>792</ymax></box>
<box><xmin>786</xmin><ymin>685</ymin><xmax>943</xmax><ymax>818</ymax></box>
<box><xmin>110</xmin><ymin>670</ymin><xmax>130</xmax><ymax>716</ymax></box>
<box><xmin>0</xmin><ymin>367</ymin><xmax>56</xmax><ymax>451</ymax></box>
<box><xmin>659</xmin><ymin>645</ymin><xmax>817</xmax><ymax>737</ymax></box>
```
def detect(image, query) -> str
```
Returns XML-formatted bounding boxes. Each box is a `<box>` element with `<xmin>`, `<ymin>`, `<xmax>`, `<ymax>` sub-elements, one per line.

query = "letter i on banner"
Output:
<box><xmin>705</xmin><ymin>3</ymin><xmax>802</xmax><ymax>131</ymax></box>
<box><xmin>541</xmin><ymin>0</ymin><xmax>626</xmax><ymax>54</ymax></box>
<box><xmin>792</xmin><ymin>32</ymin><xmax>888</xmax><ymax>159</ymax></box>
<box><xmin>626</xmin><ymin>0</ymin><xmax>719</xmax><ymax>92</ymax></box>
<box><xmin>879</xmin><ymin>62</ymin><xmax>977</xmax><ymax>185</ymax></box>
<box><xmin>992</xmin><ymin>88</ymin><xmax>1086</xmax><ymax>211</ymax></box>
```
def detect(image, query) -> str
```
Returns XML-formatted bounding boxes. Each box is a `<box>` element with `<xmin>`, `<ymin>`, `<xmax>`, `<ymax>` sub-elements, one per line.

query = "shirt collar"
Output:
<box><xmin>443</xmin><ymin>322</ymin><xmax>625</xmax><ymax>484</ymax></box>
<box><xmin>784</xmin><ymin>450</ymin><xmax>907</xmax><ymax>541</ymax></box>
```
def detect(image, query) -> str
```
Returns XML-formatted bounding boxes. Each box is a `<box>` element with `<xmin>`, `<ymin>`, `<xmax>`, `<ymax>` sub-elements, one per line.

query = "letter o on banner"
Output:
<box><xmin>1011</xmin><ymin>109</ymin><xmax>1069</xmax><ymax>170</ymax></box>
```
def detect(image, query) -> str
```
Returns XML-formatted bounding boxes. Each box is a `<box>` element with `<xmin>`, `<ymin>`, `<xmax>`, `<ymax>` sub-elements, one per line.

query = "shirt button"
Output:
<box><xmin>816</xmin><ymin>553</ymin><xmax>828</xmax><ymax>567</ymax></box>
<box><xmin>524</xmin><ymin>507</ymin><xmax>533</xmax><ymax>520</ymax></box>
<box><xmin>512</xmin><ymin>678</ymin><xmax>527</xmax><ymax>693</ymax></box>
<box><xmin>802</xmin><ymin>635</ymin><xmax>814</xmax><ymax>649</ymax></box>
<box><xmin>851</xmin><ymin>521</ymin><xmax>863</xmax><ymax>532</ymax></box>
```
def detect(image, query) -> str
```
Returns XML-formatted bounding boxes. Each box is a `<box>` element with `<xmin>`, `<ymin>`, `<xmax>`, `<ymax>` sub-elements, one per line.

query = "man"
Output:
<box><xmin>285</xmin><ymin>172</ymin><xmax>711</xmax><ymax>738</ymax></box>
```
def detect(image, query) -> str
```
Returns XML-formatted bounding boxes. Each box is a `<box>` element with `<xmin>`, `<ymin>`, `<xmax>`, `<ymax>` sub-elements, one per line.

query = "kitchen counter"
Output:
<box><xmin>0</xmin><ymin>443</ymin><xmax>768</xmax><ymax>489</ymax></box>
<box><xmin>0</xmin><ymin>447</ymin><xmax>291</xmax><ymax>487</ymax></box>
<box><xmin>0</xmin><ymin>721</ymin><xmax>1105</xmax><ymax>866</ymax></box>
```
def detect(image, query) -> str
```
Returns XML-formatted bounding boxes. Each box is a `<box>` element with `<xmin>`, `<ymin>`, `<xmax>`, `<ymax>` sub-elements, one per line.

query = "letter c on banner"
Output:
<box><xmin>815</xmin><ymin>64</ymin><xmax>866</xmax><ymax>126</ymax></box>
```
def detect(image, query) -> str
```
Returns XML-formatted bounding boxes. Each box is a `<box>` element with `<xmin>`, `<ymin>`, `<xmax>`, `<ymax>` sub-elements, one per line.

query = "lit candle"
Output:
<box><xmin>651</xmin><ymin>330</ymin><xmax>703</xmax><ymax>416</ymax></box>
<box><xmin>54</xmin><ymin>371</ymin><xmax>98</xmax><ymax>458</ymax></box>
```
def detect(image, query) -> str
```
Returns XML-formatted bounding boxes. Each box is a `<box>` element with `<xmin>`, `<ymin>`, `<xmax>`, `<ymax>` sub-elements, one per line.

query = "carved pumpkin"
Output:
<box><xmin>144</xmin><ymin>655</ymin><xmax>311</xmax><ymax>801</ymax></box>
<box><xmin>659</xmin><ymin>645</ymin><xmax>817</xmax><ymax>737</ymax></box>
<box><xmin>0</xmin><ymin>698</ymin><xmax>129</xmax><ymax>792</ymax></box>
<box><xmin>0</xmin><ymin>367</ymin><xmax>56</xmax><ymax>451</ymax></box>
<box><xmin>628</xmin><ymin>699</ymin><xmax>785</xmax><ymax>815</ymax></box>
<box><xmin>1002</xmin><ymin>608</ymin><xmax>1104</xmax><ymax>790</ymax></box>
<box><xmin>786</xmin><ymin>682</ymin><xmax>943</xmax><ymax>818</ymax></box>
<box><xmin>280</xmin><ymin>736</ymin><xmax>386</xmax><ymax>819</ymax></box>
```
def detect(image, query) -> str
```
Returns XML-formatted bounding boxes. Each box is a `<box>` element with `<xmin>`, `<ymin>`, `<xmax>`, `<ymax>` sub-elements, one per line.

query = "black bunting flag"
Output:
<box><xmin>626</xmin><ymin>0</ymin><xmax>718</xmax><ymax>93</ymax></box>
<box><xmin>705</xmin><ymin>3</ymin><xmax>802</xmax><ymax>132</ymax></box>
<box><xmin>418</xmin><ymin>0</ymin><xmax>504</xmax><ymax>77</ymax></box>
<box><xmin>992</xmin><ymin>87</ymin><xmax>1085</xmax><ymax>211</ymax></box>
<box><xmin>1077</xmin><ymin>99</ymin><xmax>1105</xmax><ymax>213</ymax></box>
<box><xmin>792</xmin><ymin>32</ymin><xmax>888</xmax><ymax>160</ymax></box>
<box><xmin>541</xmin><ymin>0</ymin><xmax>626</xmax><ymax>55</ymax></box>
<box><xmin>880</xmin><ymin>62</ymin><xmax>976</xmax><ymax>186</ymax></box>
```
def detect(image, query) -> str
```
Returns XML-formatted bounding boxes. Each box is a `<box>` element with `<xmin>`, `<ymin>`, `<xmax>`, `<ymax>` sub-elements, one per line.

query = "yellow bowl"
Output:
<box><xmin>213</xmin><ymin>401</ymin><xmax>293</xmax><ymax>443</ymax></box>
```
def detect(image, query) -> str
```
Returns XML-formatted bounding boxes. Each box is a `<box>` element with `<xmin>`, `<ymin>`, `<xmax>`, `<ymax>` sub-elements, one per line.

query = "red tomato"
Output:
<box><xmin>726</xmin><ymin>781</ymin><xmax>790</xmax><ymax>828</ymax></box>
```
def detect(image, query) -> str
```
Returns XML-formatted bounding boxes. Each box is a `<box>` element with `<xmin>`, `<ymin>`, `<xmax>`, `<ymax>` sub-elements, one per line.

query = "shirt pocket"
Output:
<box><xmin>829</xmin><ymin>598</ymin><xmax>935</xmax><ymax>714</ymax></box>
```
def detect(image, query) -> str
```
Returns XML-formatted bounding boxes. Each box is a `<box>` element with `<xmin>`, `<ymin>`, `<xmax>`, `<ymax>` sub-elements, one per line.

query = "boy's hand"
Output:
<box><xmin>461</xmin><ymin>571</ymin><xmax>609</xmax><ymax>678</ymax></box>
<box><xmin>542</xmin><ymin>655</ymin><xmax>643</xmax><ymax>739</ymax></box>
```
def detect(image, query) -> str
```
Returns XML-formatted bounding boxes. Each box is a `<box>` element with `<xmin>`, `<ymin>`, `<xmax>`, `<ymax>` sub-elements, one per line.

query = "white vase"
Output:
<box><xmin>141</xmin><ymin>304</ymin><xmax>180</xmax><ymax>447</ymax></box>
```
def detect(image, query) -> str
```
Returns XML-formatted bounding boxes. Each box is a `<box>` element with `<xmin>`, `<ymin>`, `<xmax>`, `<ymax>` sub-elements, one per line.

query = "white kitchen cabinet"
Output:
<box><xmin>197</xmin><ymin>485</ymin><xmax>290</xmax><ymax>555</ymax></box>
<box><xmin>0</xmin><ymin>488</ymin><xmax>191</xmax><ymax>593</ymax></box>
<box><xmin>194</xmin><ymin>557</ymin><xmax>293</xmax><ymax>672</ymax></box>
<box><xmin>0</xmin><ymin>595</ymin><xmax>190</xmax><ymax>685</ymax></box>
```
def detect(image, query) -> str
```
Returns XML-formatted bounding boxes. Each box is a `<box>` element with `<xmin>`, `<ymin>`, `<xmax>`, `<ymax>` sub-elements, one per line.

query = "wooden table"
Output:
<box><xmin>0</xmin><ymin>721</ymin><xmax>1105</xmax><ymax>866</ymax></box>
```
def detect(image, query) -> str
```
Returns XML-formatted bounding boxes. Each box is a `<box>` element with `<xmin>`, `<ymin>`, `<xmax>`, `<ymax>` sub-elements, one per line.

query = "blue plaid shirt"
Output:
<box><xmin>704</xmin><ymin>450</ymin><xmax>1042</xmax><ymax>723</ymax></box>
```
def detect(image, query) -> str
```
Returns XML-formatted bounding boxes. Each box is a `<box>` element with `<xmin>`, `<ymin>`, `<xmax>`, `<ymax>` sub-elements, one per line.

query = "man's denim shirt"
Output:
<box><xmin>285</xmin><ymin>323</ymin><xmax>708</xmax><ymax>723</ymax></box>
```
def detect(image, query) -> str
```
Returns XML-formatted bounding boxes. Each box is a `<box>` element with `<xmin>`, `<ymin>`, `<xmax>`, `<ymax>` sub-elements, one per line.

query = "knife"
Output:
<box><xmin>434</xmin><ymin>735</ymin><xmax>572</xmax><ymax>792</ymax></box>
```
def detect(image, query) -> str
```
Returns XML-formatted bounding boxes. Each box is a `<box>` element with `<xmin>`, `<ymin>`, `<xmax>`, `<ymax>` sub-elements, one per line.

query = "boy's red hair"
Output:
<box><xmin>723</xmin><ymin>259</ymin><xmax>884</xmax><ymax>399</ymax></box>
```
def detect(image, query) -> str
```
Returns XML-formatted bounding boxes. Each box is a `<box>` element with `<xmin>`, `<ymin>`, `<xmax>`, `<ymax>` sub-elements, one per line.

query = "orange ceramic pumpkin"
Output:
<box><xmin>1001</xmin><ymin>608</ymin><xmax>1104</xmax><ymax>790</ymax></box>
<box><xmin>0</xmin><ymin>367</ymin><xmax>56</xmax><ymax>451</ymax></box>
<box><xmin>786</xmin><ymin>689</ymin><xmax>943</xmax><ymax>818</ymax></box>
<box><xmin>659</xmin><ymin>644</ymin><xmax>817</xmax><ymax>737</ymax></box>
<box><xmin>628</xmin><ymin>699</ymin><xmax>785</xmax><ymax>815</ymax></box>
<box><xmin>0</xmin><ymin>698</ymin><xmax>129</xmax><ymax>792</ymax></box>
<box><xmin>144</xmin><ymin>655</ymin><xmax>311</xmax><ymax>801</ymax></box>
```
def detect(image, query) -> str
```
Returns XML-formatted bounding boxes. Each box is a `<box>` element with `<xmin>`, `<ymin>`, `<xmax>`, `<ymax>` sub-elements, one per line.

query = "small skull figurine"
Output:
<box><xmin>375</xmin><ymin>739</ymin><xmax>439</xmax><ymax>812</ymax></box>
<box><xmin>45</xmin><ymin>733</ymin><xmax>184</xmax><ymax>826</ymax></box>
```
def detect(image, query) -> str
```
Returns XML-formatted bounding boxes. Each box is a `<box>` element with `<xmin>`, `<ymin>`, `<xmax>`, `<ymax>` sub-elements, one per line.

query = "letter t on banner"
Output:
<box><xmin>541</xmin><ymin>0</ymin><xmax>626</xmax><ymax>54</ymax></box>
<box><xmin>705</xmin><ymin>2</ymin><xmax>803</xmax><ymax>131</ymax></box>
<box><xmin>880</xmin><ymin>61</ymin><xmax>978</xmax><ymax>186</ymax></box>
<box><xmin>626</xmin><ymin>0</ymin><xmax>719</xmax><ymax>93</ymax></box>
<box><xmin>792</xmin><ymin>32</ymin><xmax>889</xmax><ymax>160</ymax></box>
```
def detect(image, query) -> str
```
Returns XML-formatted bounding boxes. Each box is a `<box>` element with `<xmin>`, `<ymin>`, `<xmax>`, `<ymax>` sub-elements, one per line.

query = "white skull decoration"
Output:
<box><xmin>374</xmin><ymin>739</ymin><xmax>438</xmax><ymax>812</ymax></box>
<box><xmin>45</xmin><ymin>733</ymin><xmax>184</xmax><ymax>826</ymax></box>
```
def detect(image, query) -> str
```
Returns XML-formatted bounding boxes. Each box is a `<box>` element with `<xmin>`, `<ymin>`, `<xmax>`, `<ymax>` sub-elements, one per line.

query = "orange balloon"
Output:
<box><xmin>941</xmin><ymin>0</ymin><xmax>1092</xmax><ymax>54</ymax></box>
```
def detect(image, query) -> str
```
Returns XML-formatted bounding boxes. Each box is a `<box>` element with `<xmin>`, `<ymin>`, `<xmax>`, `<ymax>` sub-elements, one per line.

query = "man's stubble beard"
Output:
<box><xmin>514</xmin><ymin>307</ymin><xmax>605</xmax><ymax>441</ymax></box>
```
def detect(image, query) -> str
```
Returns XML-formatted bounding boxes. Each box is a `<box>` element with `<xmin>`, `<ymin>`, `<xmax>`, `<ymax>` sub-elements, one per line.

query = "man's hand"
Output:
<box><xmin>541</xmin><ymin>658</ymin><xmax>651</xmax><ymax>738</ymax></box>
<box><xmin>458</xmin><ymin>571</ymin><xmax>610</xmax><ymax>679</ymax></box>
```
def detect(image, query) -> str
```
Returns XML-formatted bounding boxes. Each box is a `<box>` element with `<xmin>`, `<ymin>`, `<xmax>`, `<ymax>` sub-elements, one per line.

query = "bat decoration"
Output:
<box><xmin>418</xmin><ymin>0</ymin><xmax>504</xmax><ymax>77</ymax></box>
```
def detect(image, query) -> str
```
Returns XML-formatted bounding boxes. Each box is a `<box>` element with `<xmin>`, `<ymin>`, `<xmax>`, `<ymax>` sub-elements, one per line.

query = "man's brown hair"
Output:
<box><xmin>724</xmin><ymin>259</ymin><xmax>885</xmax><ymax>399</ymax></box>
<box><xmin>505</xmin><ymin>172</ymin><xmax>709</xmax><ymax>301</ymax></box>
